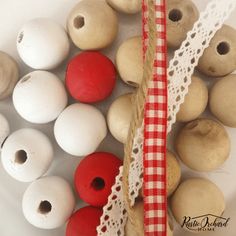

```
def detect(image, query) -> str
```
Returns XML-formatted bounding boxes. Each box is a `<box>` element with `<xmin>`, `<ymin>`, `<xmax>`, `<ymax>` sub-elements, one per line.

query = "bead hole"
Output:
<box><xmin>217</xmin><ymin>42</ymin><xmax>230</xmax><ymax>55</ymax></box>
<box><xmin>15</xmin><ymin>150</ymin><xmax>27</xmax><ymax>164</ymax></box>
<box><xmin>74</xmin><ymin>16</ymin><xmax>85</xmax><ymax>29</ymax></box>
<box><xmin>18</xmin><ymin>32</ymin><xmax>24</xmax><ymax>43</ymax></box>
<box><xmin>169</xmin><ymin>9</ymin><xmax>183</xmax><ymax>22</ymax></box>
<box><xmin>38</xmin><ymin>201</ymin><xmax>52</xmax><ymax>215</ymax></box>
<box><xmin>21</xmin><ymin>75</ymin><xmax>31</xmax><ymax>83</ymax></box>
<box><xmin>91</xmin><ymin>177</ymin><xmax>105</xmax><ymax>190</ymax></box>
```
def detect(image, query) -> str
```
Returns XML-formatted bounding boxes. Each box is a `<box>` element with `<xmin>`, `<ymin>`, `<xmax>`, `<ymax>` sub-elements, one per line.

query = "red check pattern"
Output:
<box><xmin>143</xmin><ymin>0</ymin><xmax>167</xmax><ymax>235</ymax></box>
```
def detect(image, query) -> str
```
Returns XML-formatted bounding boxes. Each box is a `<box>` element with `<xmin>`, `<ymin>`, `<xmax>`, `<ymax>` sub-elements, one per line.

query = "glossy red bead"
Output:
<box><xmin>66</xmin><ymin>206</ymin><xmax>102</xmax><ymax>236</ymax></box>
<box><xmin>66</xmin><ymin>51</ymin><xmax>116</xmax><ymax>103</ymax></box>
<box><xmin>74</xmin><ymin>152</ymin><xmax>122</xmax><ymax>207</ymax></box>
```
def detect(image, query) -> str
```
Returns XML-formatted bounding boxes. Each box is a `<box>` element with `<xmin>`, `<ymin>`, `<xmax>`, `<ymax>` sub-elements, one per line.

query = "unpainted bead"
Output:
<box><xmin>106</xmin><ymin>0</ymin><xmax>142</xmax><ymax>14</ymax></box>
<box><xmin>67</xmin><ymin>0</ymin><xmax>118</xmax><ymax>50</ymax></box>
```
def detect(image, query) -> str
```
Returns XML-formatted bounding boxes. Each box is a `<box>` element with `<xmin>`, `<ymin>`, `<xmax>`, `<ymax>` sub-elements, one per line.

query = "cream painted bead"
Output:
<box><xmin>175</xmin><ymin>119</ymin><xmax>230</xmax><ymax>172</ymax></box>
<box><xmin>13</xmin><ymin>71</ymin><xmax>67</xmax><ymax>124</ymax></box>
<box><xmin>171</xmin><ymin>178</ymin><xmax>225</xmax><ymax>230</ymax></box>
<box><xmin>106</xmin><ymin>0</ymin><xmax>141</xmax><ymax>14</ymax></box>
<box><xmin>0</xmin><ymin>113</ymin><xmax>10</xmax><ymax>148</ymax></box>
<box><xmin>17</xmin><ymin>18</ymin><xmax>70</xmax><ymax>70</ymax></box>
<box><xmin>54</xmin><ymin>103</ymin><xmax>107</xmax><ymax>156</ymax></box>
<box><xmin>22</xmin><ymin>176</ymin><xmax>75</xmax><ymax>229</ymax></box>
<box><xmin>209</xmin><ymin>74</ymin><xmax>236</xmax><ymax>127</ymax></box>
<box><xmin>167</xmin><ymin>151</ymin><xmax>181</xmax><ymax>197</ymax></box>
<box><xmin>107</xmin><ymin>93</ymin><xmax>132</xmax><ymax>143</ymax></box>
<box><xmin>0</xmin><ymin>51</ymin><xmax>19</xmax><ymax>100</ymax></box>
<box><xmin>176</xmin><ymin>76</ymin><xmax>208</xmax><ymax>122</ymax></box>
<box><xmin>1</xmin><ymin>128</ymin><xmax>53</xmax><ymax>182</ymax></box>
<box><xmin>116</xmin><ymin>36</ymin><xmax>143</xmax><ymax>87</ymax></box>
<box><xmin>67</xmin><ymin>0</ymin><xmax>118</xmax><ymax>50</ymax></box>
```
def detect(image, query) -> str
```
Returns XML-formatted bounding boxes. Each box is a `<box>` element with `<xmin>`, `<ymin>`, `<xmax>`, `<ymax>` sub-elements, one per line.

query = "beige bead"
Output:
<box><xmin>116</xmin><ymin>36</ymin><xmax>143</xmax><ymax>87</ymax></box>
<box><xmin>167</xmin><ymin>151</ymin><xmax>181</xmax><ymax>197</ymax></box>
<box><xmin>67</xmin><ymin>0</ymin><xmax>118</xmax><ymax>50</ymax></box>
<box><xmin>210</xmin><ymin>74</ymin><xmax>236</xmax><ymax>127</ymax></box>
<box><xmin>175</xmin><ymin>118</ymin><xmax>230</xmax><ymax>172</ymax></box>
<box><xmin>171</xmin><ymin>178</ymin><xmax>225</xmax><ymax>230</ymax></box>
<box><xmin>176</xmin><ymin>76</ymin><xmax>208</xmax><ymax>122</ymax></box>
<box><xmin>107</xmin><ymin>93</ymin><xmax>132</xmax><ymax>143</ymax></box>
<box><xmin>198</xmin><ymin>25</ymin><xmax>236</xmax><ymax>77</ymax></box>
<box><xmin>106</xmin><ymin>0</ymin><xmax>141</xmax><ymax>14</ymax></box>
<box><xmin>125</xmin><ymin>201</ymin><xmax>144</xmax><ymax>236</ymax></box>
<box><xmin>0</xmin><ymin>51</ymin><xmax>19</xmax><ymax>100</ymax></box>
<box><xmin>125</xmin><ymin>201</ymin><xmax>173</xmax><ymax>236</ymax></box>
<box><xmin>167</xmin><ymin>0</ymin><xmax>199</xmax><ymax>48</ymax></box>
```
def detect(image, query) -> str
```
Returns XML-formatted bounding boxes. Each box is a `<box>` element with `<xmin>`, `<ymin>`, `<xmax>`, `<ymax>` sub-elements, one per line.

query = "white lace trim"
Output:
<box><xmin>97</xmin><ymin>0</ymin><xmax>236</xmax><ymax>235</ymax></box>
<box><xmin>167</xmin><ymin>0</ymin><xmax>236</xmax><ymax>133</ymax></box>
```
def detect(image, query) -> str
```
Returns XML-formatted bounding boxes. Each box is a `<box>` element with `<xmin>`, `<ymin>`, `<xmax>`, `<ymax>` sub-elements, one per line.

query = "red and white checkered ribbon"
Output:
<box><xmin>143</xmin><ymin>0</ymin><xmax>167</xmax><ymax>235</ymax></box>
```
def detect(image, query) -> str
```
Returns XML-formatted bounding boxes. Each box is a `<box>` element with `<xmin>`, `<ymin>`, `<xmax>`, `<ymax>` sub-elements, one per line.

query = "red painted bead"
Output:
<box><xmin>74</xmin><ymin>152</ymin><xmax>122</xmax><ymax>207</ymax></box>
<box><xmin>66</xmin><ymin>206</ymin><xmax>102</xmax><ymax>236</ymax></box>
<box><xmin>66</xmin><ymin>51</ymin><xmax>116</xmax><ymax>103</ymax></box>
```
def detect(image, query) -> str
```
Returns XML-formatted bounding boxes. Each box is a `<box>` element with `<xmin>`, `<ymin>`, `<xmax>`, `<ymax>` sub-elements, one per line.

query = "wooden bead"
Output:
<box><xmin>106</xmin><ymin>0</ymin><xmax>141</xmax><ymax>14</ymax></box>
<box><xmin>1</xmin><ymin>128</ymin><xmax>53</xmax><ymax>182</ymax></box>
<box><xmin>67</xmin><ymin>0</ymin><xmax>118</xmax><ymax>50</ymax></box>
<box><xmin>17</xmin><ymin>18</ymin><xmax>70</xmax><ymax>70</ymax></box>
<box><xmin>13</xmin><ymin>71</ymin><xmax>68</xmax><ymax>124</ymax></box>
<box><xmin>54</xmin><ymin>103</ymin><xmax>107</xmax><ymax>156</ymax></box>
<box><xmin>0</xmin><ymin>113</ymin><xmax>10</xmax><ymax>148</ymax></box>
<box><xmin>175</xmin><ymin>119</ymin><xmax>230</xmax><ymax>172</ymax></box>
<box><xmin>74</xmin><ymin>152</ymin><xmax>122</xmax><ymax>206</ymax></box>
<box><xmin>171</xmin><ymin>178</ymin><xmax>225</xmax><ymax>230</ymax></box>
<box><xmin>167</xmin><ymin>151</ymin><xmax>181</xmax><ymax>197</ymax></box>
<box><xmin>116</xmin><ymin>36</ymin><xmax>143</xmax><ymax>87</ymax></box>
<box><xmin>107</xmin><ymin>93</ymin><xmax>132</xmax><ymax>143</ymax></box>
<box><xmin>198</xmin><ymin>25</ymin><xmax>236</xmax><ymax>77</ymax></box>
<box><xmin>210</xmin><ymin>74</ymin><xmax>236</xmax><ymax>127</ymax></box>
<box><xmin>22</xmin><ymin>176</ymin><xmax>75</xmax><ymax>229</ymax></box>
<box><xmin>0</xmin><ymin>51</ymin><xmax>19</xmax><ymax>100</ymax></box>
<box><xmin>176</xmin><ymin>76</ymin><xmax>208</xmax><ymax>122</ymax></box>
<box><xmin>167</xmin><ymin>0</ymin><xmax>199</xmax><ymax>48</ymax></box>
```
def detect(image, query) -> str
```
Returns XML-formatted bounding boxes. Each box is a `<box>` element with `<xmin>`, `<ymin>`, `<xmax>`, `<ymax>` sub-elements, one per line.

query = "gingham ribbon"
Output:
<box><xmin>143</xmin><ymin>0</ymin><xmax>167</xmax><ymax>235</ymax></box>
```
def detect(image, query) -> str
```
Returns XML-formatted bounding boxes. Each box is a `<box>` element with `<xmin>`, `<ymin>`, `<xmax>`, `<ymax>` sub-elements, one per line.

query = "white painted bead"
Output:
<box><xmin>54</xmin><ymin>103</ymin><xmax>107</xmax><ymax>156</ymax></box>
<box><xmin>13</xmin><ymin>71</ymin><xmax>68</xmax><ymax>124</ymax></box>
<box><xmin>106</xmin><ymin>0</ymin><xmax>142</xmax><ymax>14</ymax></box>
<box><xmin>1</xmin><ymin>128</ymin><xmax>53</xmax><ymax>182</ymax></box>
<box><xmin>17</xmin><ymin>18</ymin><xmax>70</xmax><ymax>70</ymax></box>
<box><xmin>67</xmin><ymin>0</ymin><xmax>118</xmax><ymax>50</ymax></box>
<box><xmin>22</xmin><ymin>176</ymin><xmax>75</xmax><ymax>229</ymax></box>
<box><xmin>0</xmin><ymin>113</ymin><xmax>10</xmax><ymax>148</ymax></box>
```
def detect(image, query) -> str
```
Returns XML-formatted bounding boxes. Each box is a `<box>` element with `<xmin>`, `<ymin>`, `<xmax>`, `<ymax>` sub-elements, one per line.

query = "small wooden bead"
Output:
<box><xmin>210</xmin><ymin>74</ymin><xmax>236</xmax><ymax>127</ymax></box>
<box><xmin>74</xmin><ymin>152</ymin><xmax>122</xmax><ymax>206</ymax></box>
<box><xmin>1</xmin><ymin>128</ymin><xmax>53</xmax><ymax>182</ymax></box>
<box><xmin>106</xmin><ymin>0</ymin><xmax>142</xmax><ymax>14</ymax></box>
<box><xmin>171</xmin><ymin>178</ymin><xmax>225</xmax><ymax>229</ymax></box>
<box><xmin>54</xmin><ymin>103</ymin><xmax>107</xmax><ymax>156</ymax></box>
<box><xmin>0</xmin><ymin>51</ymin><xmax>19</xmax><ymax>100</ymax></box>
<box><xmin>22</xmin><ymin>176</ymin><xmax>75</xmax><ymax>229</ymax></box>
<box><xmin>176</xmin><ymin>76</ymin><xmax>208</xmax><ymax>122</ymax></box>
<box><xmin>167</xmin><ymin>0</ymin><xmax>199</xmax><ymax>48</ymax></box>
<box><xmin>175</xmin><ymin>119</ymin><xmax>230</xmax><ymax>172</ymax></box>
<box><xmin>13</xmin><ymin>71</ymin><xmax>68</xmax><ymax>124</ymax></box>
<box><xmin>116</xmin><ymin>36</ymin><xmax>143</xmax><ymax>87</ymax></box>
<box><xmin>67</xmin><ymin>0</ymin><xmax>118</xmax><ymax>50</ymax></box>
<box><xmin>66</xmin><ymin>206</ymin><xmax>103</xmax><ymax>236</ymax></box>
<box><xmin>107</xmin><ymin>93</ymin><xmax>133</xmax><ymax>143</ymax></box>
<box><xmin>17</xmin><ymin>18</ymin><xmax>70</xmax><ymax>70</ymax></box>
<box><xmin>66</xmin><ymin>51</ymin><xmax>116</xmax><ymax>103</ymax></box>
<box><xmin>198</xmin><ymin>25</ymin><xmax>236</xmax><ymax>77</ymax></box>
<box><xmin>0</xmin><ymin>113</ymin><xmax>10</xmax><ymax>148</ymax></box>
